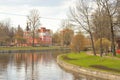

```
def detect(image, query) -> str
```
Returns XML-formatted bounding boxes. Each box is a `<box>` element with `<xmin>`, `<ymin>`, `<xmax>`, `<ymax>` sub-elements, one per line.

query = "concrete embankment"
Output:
<box><xmin>0</xmin><ymin>48</ymin><xmax>70</xmax><ymax>53</ymax></box>
<box><xmin>57</xmin><ymin>55</ymin><xmax>120</xmax><ymax>80</ymax></box>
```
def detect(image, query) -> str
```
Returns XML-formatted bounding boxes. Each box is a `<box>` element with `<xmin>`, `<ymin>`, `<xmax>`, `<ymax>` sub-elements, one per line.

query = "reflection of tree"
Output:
<box><xmin>13</xmin><ymin>52</ymin><xmax>55</xmax><ymax>79</ymax></box>
<box><xmin>0</xmin><ymin>54</ymin><xmax>11</xmax><ymax>70</ymax></box>
<box><xmin>0</xmin><ymin>51</ymin><xmax>81</xmax><ymax>80</ymax></box>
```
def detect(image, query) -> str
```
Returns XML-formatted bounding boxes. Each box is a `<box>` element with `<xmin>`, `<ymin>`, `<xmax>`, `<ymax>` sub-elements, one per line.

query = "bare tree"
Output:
<box><xmin>70</xmin><ymin>0</ymin><xmax>96</xmax><ymax>55</ymax></box>
<box><xmin>97</xmin><ymin>0</ymin><xmax>119</xmax><ymax>56</ymax></box>
<box><xmin>60</xmin><ymin>20</ymin><xmax>74</xmax><ymax>46</ymax></box>
<box><xmin>27</xmin><ymin>9</ymin><xmax>40</xmax><ymax>47</ymax></box>
<box><xmin>92</xmin><ymin>12</ymin><xmax>103</xmax><ymax>56</ymax></box>
<box><xmin>52</xmin><ymin>32</ymin><xmax>61</xmax><ymax>46</ymax></box>
<box><xmin>0</xmin><ymin>22</ymin><xmax>7</xmax><ymax>46</ymax></box>
<box><xmin>0</xmin><ymin>20</ymin><xmax>15</xmax><ymax>46</ymax></box>
<box><xmin>92</xmin><ymin>0</ymin><xmax>110</xmax><ymax>57</ymax></box>
<box><xmin>116</xmin><ymin>0</ymin><xmax>120</xmax><ymax>27</ymax></box>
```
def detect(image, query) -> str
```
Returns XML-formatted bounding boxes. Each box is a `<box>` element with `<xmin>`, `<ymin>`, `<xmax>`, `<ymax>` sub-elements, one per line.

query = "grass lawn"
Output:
<box><xmin>0</xmin><ymin>46</ymin><xmax>62</xmax><ymax>50</ymax></box>
<box><xmin>107</xmin><ymin>53</ymin><xmax>120</xmax><ymax>58</ymax></box>
<box><xmin>60</xmin><ymin>52</ymin><xmax>120</xmax><ymax>73</ymax></box>
<box><xmin>116</xmin><ymin>54</ymin><xmax>120</xmax><ymax>58</ymax></box>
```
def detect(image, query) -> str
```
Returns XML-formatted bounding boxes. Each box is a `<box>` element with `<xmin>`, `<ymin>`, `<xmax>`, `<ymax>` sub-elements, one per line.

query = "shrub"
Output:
<box><xmin>95</xmin><ymin>38</ymin><xmax>111</xmax><ymax>53</ymax></box>
<box><xmin>70</xmin><ymin>33</ymin><xmax>85</xmax><ymax>53</ymax></box>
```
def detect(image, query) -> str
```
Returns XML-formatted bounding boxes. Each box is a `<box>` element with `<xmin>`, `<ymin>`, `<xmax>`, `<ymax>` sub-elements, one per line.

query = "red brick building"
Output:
<box><xmin>24</xmin><ymin>27</ymin><xmax>52</xmax><ymax>46</ymax></box>
<box><xmin>38</xmin><ymin>27</ymin><xmax>52</xmax><ymax>46</ymax></box>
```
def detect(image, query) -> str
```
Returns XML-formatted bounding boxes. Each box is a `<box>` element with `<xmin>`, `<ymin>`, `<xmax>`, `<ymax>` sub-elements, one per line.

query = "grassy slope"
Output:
<box><xmin>61</xmin><ymin>52</ymin><xmax>120</xmax><ymax>73</ymax></box>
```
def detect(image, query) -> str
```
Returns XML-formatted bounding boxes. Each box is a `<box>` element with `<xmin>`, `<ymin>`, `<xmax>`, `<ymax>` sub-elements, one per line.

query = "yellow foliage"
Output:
<box><xmin>95</xmin><ymin>38</ymin><xmax>111</xmax><ymax>52</ymax></box>
<box><xmin>70</xmin><ymin>33</ymin><xmax>85</xmax><ymax>53</ymax></box>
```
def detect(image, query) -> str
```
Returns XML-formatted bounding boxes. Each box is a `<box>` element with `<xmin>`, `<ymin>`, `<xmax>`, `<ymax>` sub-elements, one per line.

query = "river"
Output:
<box><xmin>0</xmin><ymin>51</ymin><xmax>105</xmax><ymax>80</ymax></box>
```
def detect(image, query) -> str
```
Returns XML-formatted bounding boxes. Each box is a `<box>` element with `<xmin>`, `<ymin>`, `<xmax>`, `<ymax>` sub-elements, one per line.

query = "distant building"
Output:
<box><xmin>24</xmin><ymin>27</ymin><xmax>52</xmax><ymax>46</ymax></box>
<box><xmin>38</xmin><ymin>27</ymin><xmax>52</xmax><ymax>46</ymax></box>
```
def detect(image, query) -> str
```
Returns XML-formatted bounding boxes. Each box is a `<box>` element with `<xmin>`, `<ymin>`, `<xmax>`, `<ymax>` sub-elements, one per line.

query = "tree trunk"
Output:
<box><xmin>111</xmin><ymin>23</ymin><xmax>116</xmax><ymax>56</ymax></box>
<box><xmin>90</xmin><ymin>32</ymin><xmax>96</xmax><ymax>56</ymax></box>
<box><xmin>100</xmin><ymin>37</ymin><xmax>103</xmax><ymax>57</ymax></box>
<box><xmin>100</xmin><ymin>24</ymin><xmax>103</xmax><ymax>57</ymax></box>
<box><xmin>109</xmin><ymin>15</ymin><xmax>116</xmax><ymax>56</ymax></box>
<box><xmin>32</xmin><ymin>31</ymin><xmax>35</xmax><ymax>47</ymax></box>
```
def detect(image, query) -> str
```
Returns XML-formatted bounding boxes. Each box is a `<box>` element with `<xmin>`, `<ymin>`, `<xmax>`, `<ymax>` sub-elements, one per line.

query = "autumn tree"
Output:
<box><xmin>15</xmin><ymin>25</ymin><xmax>26</xmax><ymax>46</ymax></box>
<box><xmin>52</xmin><ymin>32</ymin><xmax>61</xmax><ymax>46</ymax></box>
<box><xmin>5</xmin><ymin>20</ymin><xmax>16</xmax><ymax>46</ymax></box>
<box><xmin>71</xmin><ymin>33</ymin><xmax>86</xmax><ymax>53</ymax></box>
<box><xmin>95</xmin><ymin>38</ymin><xmax>111</xmax><ymax>55</ymax></box>
<box><xmin>70</xmin><ymin>0</ymin><xmax>96</xmax><ymax>55</ymax></box>
<box><xmin>27</xmin><ymin>9</ymin><xmax>40</xmax><ymax>47</ymax></box>
<box><xmin>0</xmin><ymin>20</ymin><xmax>15</xmax><ymax>46</ymax></box>
<box><xmin>0</xmin><ymin>22</ymin><xmax>8</xmax><ymax>46</ymax></box>
<box><xmin>8</xmin><ymin>27</ymin><xmax>15</xmax><ymax>45</ymax></box>
<box><xmin>60</xmin><ymin>28</ymin><xmax>74</xmax><ymax>46</ymax></box>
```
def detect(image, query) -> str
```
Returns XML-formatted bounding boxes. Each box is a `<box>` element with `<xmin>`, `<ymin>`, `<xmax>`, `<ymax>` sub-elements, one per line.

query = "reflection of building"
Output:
<box><xmin>24</xmin><ymin>27</ymin><xmax>52</xmax><ymax>46</ymax></box>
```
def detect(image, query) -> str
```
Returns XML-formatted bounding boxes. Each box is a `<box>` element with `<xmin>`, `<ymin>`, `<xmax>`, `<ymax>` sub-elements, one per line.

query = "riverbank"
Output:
<box><xmin>57</xmin><ymin>52</ymin><xmax>120</xmax><ymax>80</ymax></box>
<box><xmin>0</xmin><ymin>46</ymin><xmax>70</xmax><ymax>53</ymax></box>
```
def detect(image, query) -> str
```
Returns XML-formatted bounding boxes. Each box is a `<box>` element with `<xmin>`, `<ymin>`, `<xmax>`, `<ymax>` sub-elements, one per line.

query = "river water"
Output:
<box><xmin>0</xmin><ymin>51</ymin><xmax>105</xmax><ymax>80</ymax></box>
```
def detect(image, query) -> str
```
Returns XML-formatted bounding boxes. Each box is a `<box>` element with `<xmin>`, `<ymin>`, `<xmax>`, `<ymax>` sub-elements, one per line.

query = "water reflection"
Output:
<box><xmin>0</xmin><ymin>52</ymin><xmax>105</xmax><ymax>80</ymax></box>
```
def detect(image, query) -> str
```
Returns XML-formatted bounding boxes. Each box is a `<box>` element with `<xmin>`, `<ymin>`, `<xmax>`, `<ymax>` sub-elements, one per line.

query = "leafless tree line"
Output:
<box><xmin>0</xmin><ymin>20</ymin><xmax>25</xmax><ymax>46</ymax></box>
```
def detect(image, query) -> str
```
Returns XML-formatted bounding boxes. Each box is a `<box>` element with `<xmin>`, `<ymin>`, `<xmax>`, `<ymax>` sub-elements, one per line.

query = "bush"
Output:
<box><xmin>95</xmin><ymin>38</ymin><xmax>111</xmax><ymax>53</ymax></box>
<box><xmin>70</xmin><ymin>33</ymin><xmax>85</xmax><ymax>53</ymax></box>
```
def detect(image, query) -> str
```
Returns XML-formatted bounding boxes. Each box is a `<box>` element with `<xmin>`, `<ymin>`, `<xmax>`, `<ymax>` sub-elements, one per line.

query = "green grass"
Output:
<box><xmin>0</xmin><ymin>46</ymin><xmax>62</xmax><ymax>50</ymax></box>
<box><xmin>116</xmin><ymin>54</ymin><xmax>120</xmax><ymax>58</ymax></box>
<box><xmin>107</xmin><ymin>53</ymin><xmax>120</xmax><ymax>58</ymax></box>
<box><xmin>60</xmin><ymin>52</ymin><xmax>120</xmax><ymax>73</ymax></box>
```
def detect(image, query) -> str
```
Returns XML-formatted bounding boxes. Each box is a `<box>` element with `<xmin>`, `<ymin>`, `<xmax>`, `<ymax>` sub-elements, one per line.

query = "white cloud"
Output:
<box><xmin>0</xmin><ymin>0</ymin><xmax>63</xmax><ymax>7</ymax></box>
<box><xmin>0</xmin><ymin>0</ymin><xmax>76</xmax><ymax>32</ymax></box>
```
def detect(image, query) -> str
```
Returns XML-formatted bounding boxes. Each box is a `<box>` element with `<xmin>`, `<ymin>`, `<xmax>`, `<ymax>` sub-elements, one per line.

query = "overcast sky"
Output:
<box><xmin>0</xmin><ymin>0</ymin><xmax>76</xmax><ymax>32</ymax></box>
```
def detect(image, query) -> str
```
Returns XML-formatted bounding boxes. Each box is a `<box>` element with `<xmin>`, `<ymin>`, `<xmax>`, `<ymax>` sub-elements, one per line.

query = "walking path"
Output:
<box><xmin>86</xmin><ymin>51</ymin><xmax>120</xmax><ymax>60</ymax></box>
